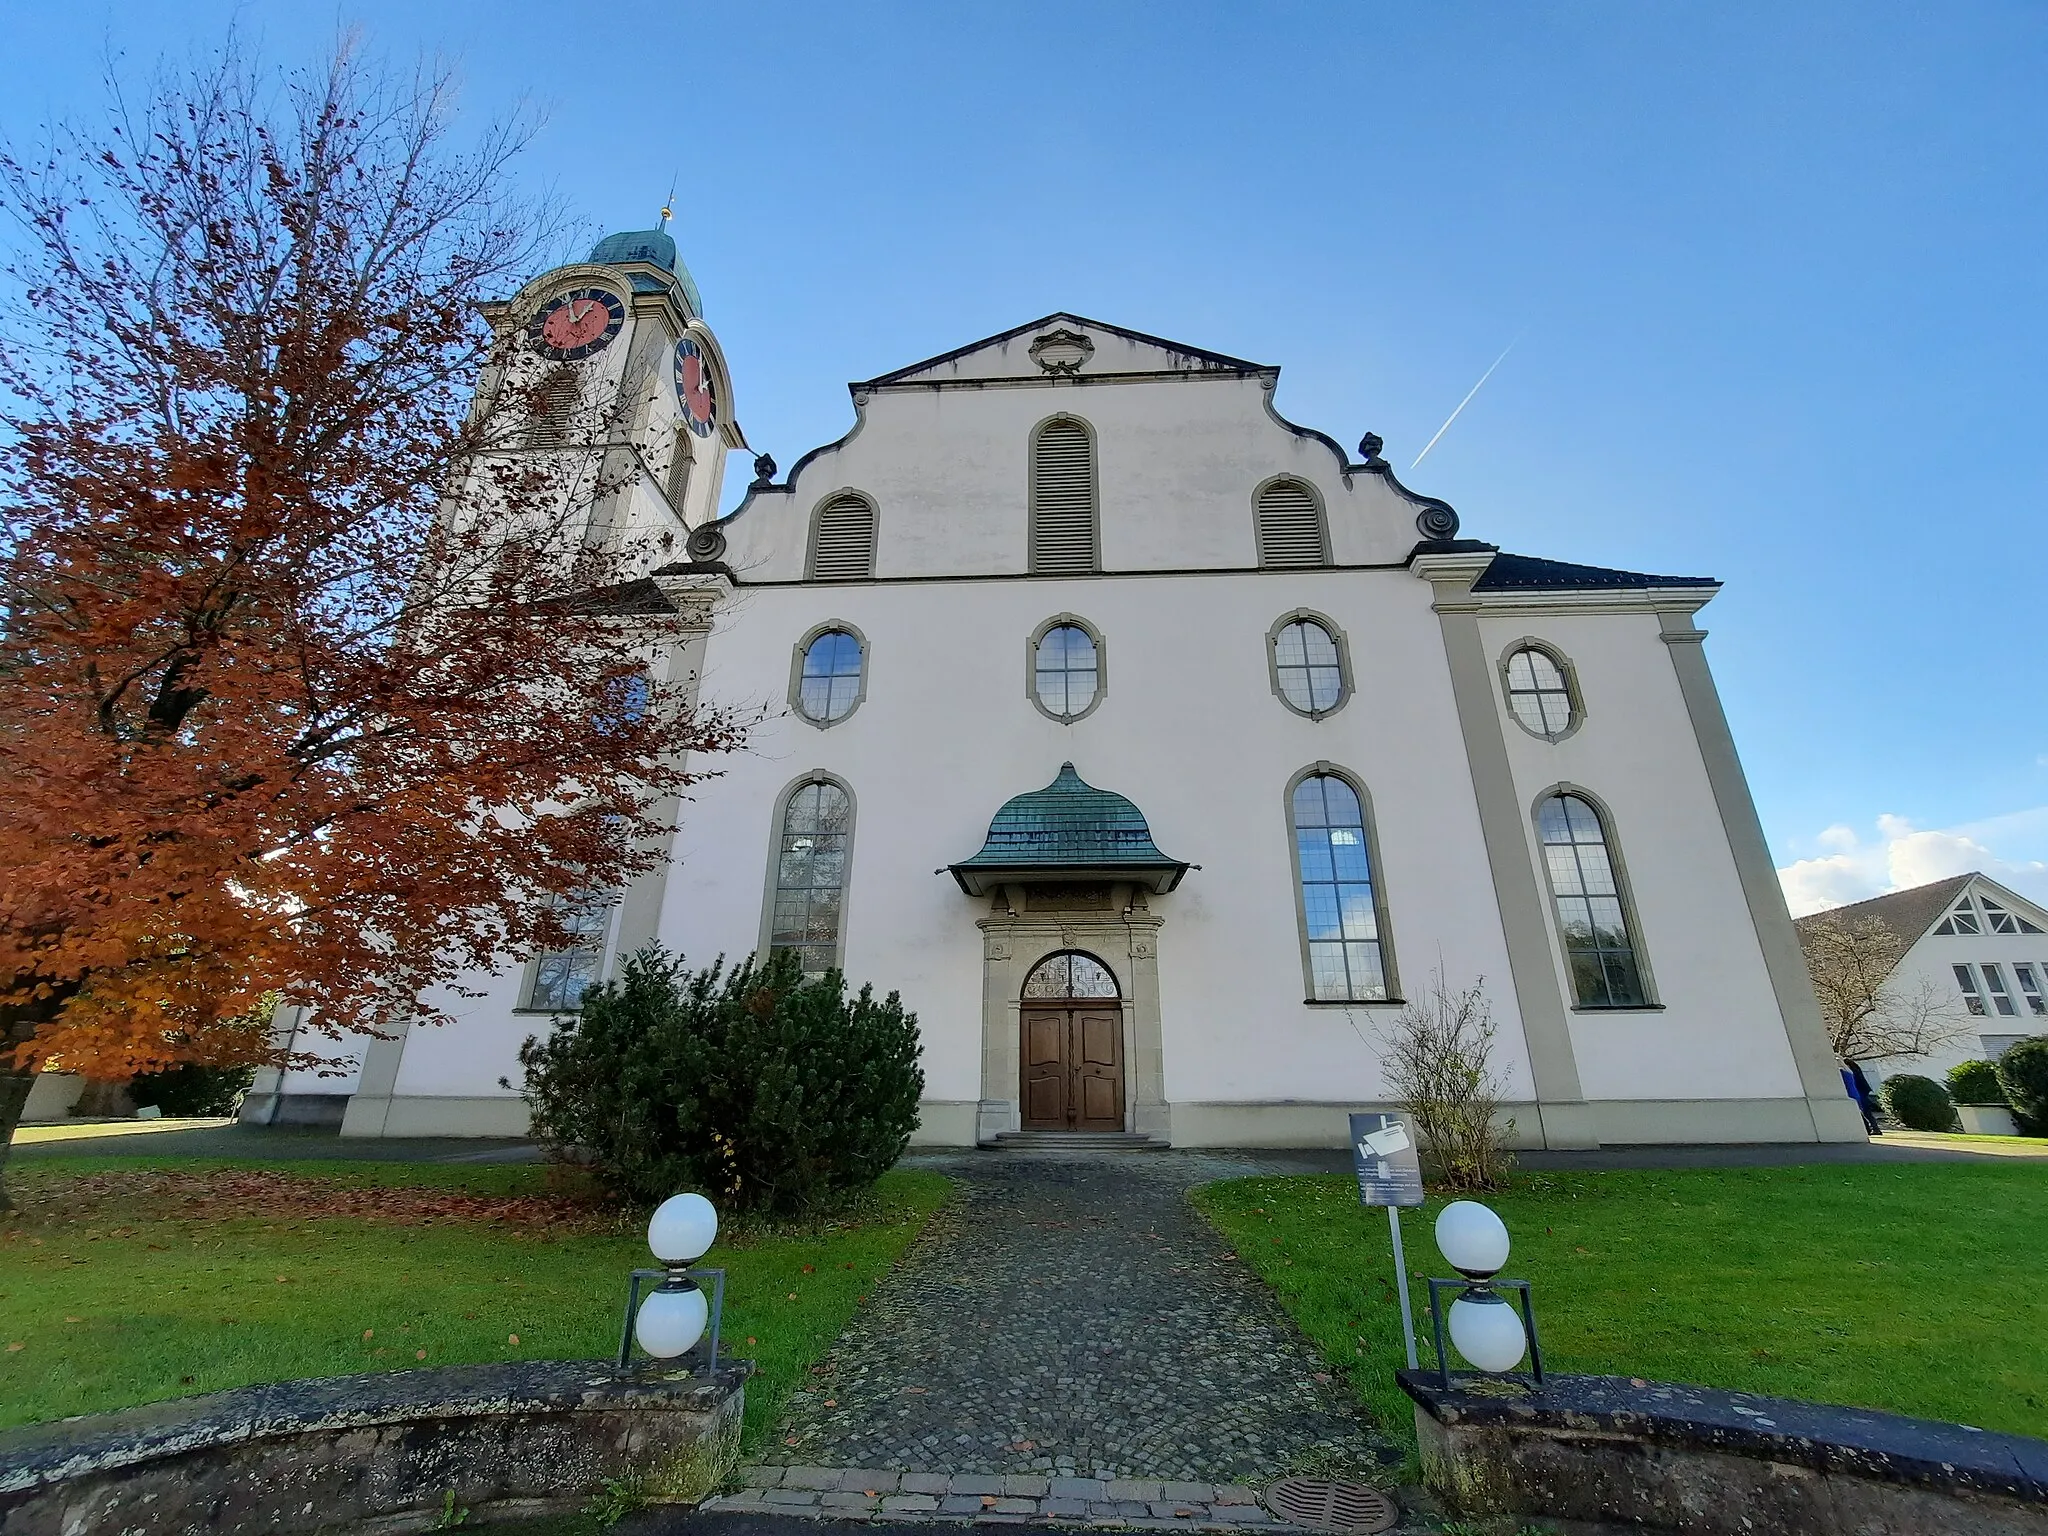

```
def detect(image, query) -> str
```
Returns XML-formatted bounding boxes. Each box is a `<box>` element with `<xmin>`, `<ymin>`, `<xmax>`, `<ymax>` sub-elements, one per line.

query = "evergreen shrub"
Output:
<box><xmin>517</xmin><ymin>946</ymin><xmax>924</xmax><ymax>1215</ymax></box>
<box><xmin>1879</xmin><ymin>1073</ymin><xmax>1958</xmax><ymax>1133</ymax></box>
<box><xmin>127</xmin><ymin>1063</ymin><xmax>255</xmax><ymax>1116</ymax></box>
<box><xmin>1945</xmin><ymin>1059</ymin><xmax>2005</xmax><ymax>1107</ymax></box>
<box><xmin>1996</xmin><ymin>1036</ymin><xmax>2048</xmax><ymax>1135</ymax></box>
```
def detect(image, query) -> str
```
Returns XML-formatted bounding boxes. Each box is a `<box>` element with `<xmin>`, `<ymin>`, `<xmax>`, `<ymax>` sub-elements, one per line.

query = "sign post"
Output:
<box><xmin>1349</xmin><ymin>1111</ymin><xmax>1424</xmax><ymax>1370</ymax></box>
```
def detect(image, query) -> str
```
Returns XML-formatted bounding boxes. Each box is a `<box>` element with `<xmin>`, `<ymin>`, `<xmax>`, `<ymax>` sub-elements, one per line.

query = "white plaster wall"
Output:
<box><xmin>654</xmin><ymin>568</ymin><xmax>1534</xmax><ymax>1115</ymax></box>
<box><xmin>1863</xmin><ymin>929</ymin><xmax>2048</xmax><ymax>1089</ymax></box>
<box><xmin>719</xmin><ymin>373</ymin><xmax>1426</xmax><ymax>584</ymax></box>
<box><xmin>1481</xmin><ymin>610</ymin><xmax>1807</xmax><ymax>1103</ymax></box>
<box><xmin>388</xmin><ymin>967</ymin><xmax>546</xmax><ymax>1101</ymax></box>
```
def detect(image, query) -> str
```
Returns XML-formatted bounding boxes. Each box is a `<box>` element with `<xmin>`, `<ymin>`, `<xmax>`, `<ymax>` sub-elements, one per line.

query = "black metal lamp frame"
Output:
<box><xmin>1424</xmin><ymin>1275</ymin><xmax>1544</xmax><ymax>1388</ymax></box>
<box><xmin>616</xmin><ymin>1265</ymin><xmax>726</xmax><ymax>1375</ymax></box>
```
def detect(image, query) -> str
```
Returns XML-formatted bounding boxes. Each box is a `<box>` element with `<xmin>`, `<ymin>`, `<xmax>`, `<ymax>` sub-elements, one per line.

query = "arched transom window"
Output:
<box><xmin>1030</xmin><ymin>417</ymin><xmax>1098</xmax><ymax>574</ymax></box>
<box><xmin>770</xmin><ymin>780</ymin><xmax>852</xmax><ymax>977</ymax></box>
<box><xmin>1291</xmin><ymin>773</ymin><xmax>1389</xmax><ymax>1001</ymax></box>
<box><xmin>1033</xmin><ymin>622</ymin><xmax>1100</xmax><ymax>721</ymax></box>
<box><xmin>1537</xmin><ymin>792</ymin><xmax>1646</xmax><ymax>1007</ymax></box>
<box><xmin>1023</xmin><ymin>951</ymin><xmax>1120</xmax><ymax>999</ymax></box>
<box><xmin>1505</xmin><ymin>646</ymin><xmax>1576</xmax><ymax>738</ymax></box>
<box><xmin>795</xmin><ymin>629</ymin><xmax>865</xmax><ymax>724</ymax></box>
<box><xmin>1272</xmin><ymin>617</ymin><xmax>1347</xmax><ymax>716</ymax></box>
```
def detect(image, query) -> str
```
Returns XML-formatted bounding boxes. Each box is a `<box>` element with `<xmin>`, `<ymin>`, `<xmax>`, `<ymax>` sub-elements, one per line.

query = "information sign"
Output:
<box><xmin>1349</xmin><ymin>1111</ymin><xmax>1424</xmax><ymax>1208</ymax></box>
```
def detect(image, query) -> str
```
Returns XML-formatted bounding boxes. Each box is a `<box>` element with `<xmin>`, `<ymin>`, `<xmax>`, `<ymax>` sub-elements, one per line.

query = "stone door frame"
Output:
<box><xmin>974</xmin><ymin>883</ymin><xmax>1168</xmax><ymax>1143</ymax></box>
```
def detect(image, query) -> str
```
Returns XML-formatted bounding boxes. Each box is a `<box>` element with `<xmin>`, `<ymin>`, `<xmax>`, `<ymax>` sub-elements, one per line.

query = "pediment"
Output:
<box><xmin>861</xmin><ymin>313</ymin><xmax>1269</xmax><ymax>389</ymax></box>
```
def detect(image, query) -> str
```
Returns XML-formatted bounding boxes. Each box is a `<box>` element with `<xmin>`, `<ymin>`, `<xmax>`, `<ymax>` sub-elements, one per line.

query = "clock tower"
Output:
<box><xmin>470</xmin><ymin>222</ymin><xmax>744</xmax><ymax>568</ymax></box>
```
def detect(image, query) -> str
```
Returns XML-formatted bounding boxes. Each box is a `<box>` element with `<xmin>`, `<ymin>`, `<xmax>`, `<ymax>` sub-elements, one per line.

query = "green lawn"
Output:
<box><xmin>1194</xmin><ymin>1163</ymin><xmax>2048</xmax><ymax>1462</ymax></box>
<box><xmin>0</xmin><ymin>1156</ymin><xmax>948</xmax><ymax>1452</ymax></box>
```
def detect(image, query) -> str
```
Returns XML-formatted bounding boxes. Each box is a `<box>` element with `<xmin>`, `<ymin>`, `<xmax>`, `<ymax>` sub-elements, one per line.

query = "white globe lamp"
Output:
<box><xmin>635</xmin><ymin>1282</ymin><xmax>710</xmax><ymax>1359</ymax></box>
<box><xmin>1435</xmin><ymin>1200</ymin><xmax>1510</xmax><ymax>1279</ymax></box>
<box><xmin>647</xmin><ymin>1192</ymin><xmax>719</xmax><ymax>1265</ymax></box>
<box><xmin>1447</xmin><ymin>1289</ymin><xmax>1528</xmax><ymax>1373</ymax></box>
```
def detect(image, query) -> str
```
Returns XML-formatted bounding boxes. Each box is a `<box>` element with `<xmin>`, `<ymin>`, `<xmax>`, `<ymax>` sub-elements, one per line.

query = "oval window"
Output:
<box><xmin>1505</xmin><ymin>647</ymin><xmax>1575</xmax><ymax>738</ymax></box>
<box><xmin>1274</xmin><ymin>618</ymin><xmax>1345</xmax><ymax>715</ymax></box>
<box><xmin>797</xmin><ymin>630</ymin><xmax>864</xmax><ymax>724</ymax></box>
<box><xmin>1033</xmin><ymin>624</ymin><xmax>1099</xmax><ymax>720</ymax></box>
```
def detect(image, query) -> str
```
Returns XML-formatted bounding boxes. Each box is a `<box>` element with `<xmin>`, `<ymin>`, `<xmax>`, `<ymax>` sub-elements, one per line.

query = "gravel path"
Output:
<box><xmin>755</xmin><ymin>1150</ymin><xmax>1393</xmax><ymax>1484</ymax></box>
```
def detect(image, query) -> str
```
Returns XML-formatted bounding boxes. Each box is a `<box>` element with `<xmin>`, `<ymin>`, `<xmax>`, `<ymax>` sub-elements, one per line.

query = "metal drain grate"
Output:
<box><xmin>1263</xmin><ymin>1476</ymin><xmax>1399</xmax><ymax>1534</ymax></box>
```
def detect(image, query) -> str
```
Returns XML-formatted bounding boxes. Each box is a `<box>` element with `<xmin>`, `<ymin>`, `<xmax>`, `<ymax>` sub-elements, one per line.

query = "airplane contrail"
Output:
<box><xmin>1411</xmin><ymin>336</ymin><xmax>1520</xmax><ymax>470</ymax></box>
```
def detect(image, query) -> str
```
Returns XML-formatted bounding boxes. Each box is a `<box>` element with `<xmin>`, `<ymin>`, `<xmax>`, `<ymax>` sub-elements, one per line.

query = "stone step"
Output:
<box><xmin>710</xmin><ymin>1467</ymin><xmax>1303</xmax><ymax>1528</ymax></box>
<box><xmin>984</xmin><ymin>1130</ymin><xmax>1169</xmax><ymax>1151</ymax></box>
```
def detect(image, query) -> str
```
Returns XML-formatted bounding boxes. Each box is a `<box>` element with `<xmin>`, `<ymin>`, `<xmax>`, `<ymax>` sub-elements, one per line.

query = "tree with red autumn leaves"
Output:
<box><xmin>0</xmin><ymin>43</ymin><xmax>746</xmax><ymax>1202</ymax></box>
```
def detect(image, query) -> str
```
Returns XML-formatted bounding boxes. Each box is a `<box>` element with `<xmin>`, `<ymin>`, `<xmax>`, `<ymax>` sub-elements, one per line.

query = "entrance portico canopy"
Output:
<box><xmin>947</xmin><ymin>762</ymin><xmax>1191</xmax><ymax>895</ymax></box>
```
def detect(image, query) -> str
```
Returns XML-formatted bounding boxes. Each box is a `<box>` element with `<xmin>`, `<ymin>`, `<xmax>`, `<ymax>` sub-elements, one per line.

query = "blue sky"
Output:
<box><xmin>6</xmin><ymin>2</ymin><xmax>2044</xmax><ymax>913</ymax></box>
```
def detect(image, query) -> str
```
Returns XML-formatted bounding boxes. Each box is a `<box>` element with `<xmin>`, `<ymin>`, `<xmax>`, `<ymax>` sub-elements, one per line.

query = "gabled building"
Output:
<box><xmin>1794</xmin><ymin>873</ymin><xmax>2048</xmax><ymax>1085</ymax></box>
<box><xmin>244</xmin><ymin>229</ymin><xmax>1865</xmax><ymax>1149</ymax></box>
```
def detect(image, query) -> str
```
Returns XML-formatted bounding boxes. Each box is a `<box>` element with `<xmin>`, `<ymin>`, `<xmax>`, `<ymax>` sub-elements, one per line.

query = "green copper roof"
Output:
<box><xmin>587</xmin><ymin>228</ymin><xmax>703</xmax><ymax>316</ymax></box>
<box><xmin>949</xmin><ymin>763</ymin><xmax>1190</xmax><ymax>894</ymax></box>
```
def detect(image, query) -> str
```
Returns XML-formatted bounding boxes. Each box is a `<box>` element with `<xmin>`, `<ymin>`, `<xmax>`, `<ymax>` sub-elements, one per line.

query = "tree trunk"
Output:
<box><xmin>0</xmin><ymin>987</ymin><xmax>76</xmax><ymax>1213</ymax></box>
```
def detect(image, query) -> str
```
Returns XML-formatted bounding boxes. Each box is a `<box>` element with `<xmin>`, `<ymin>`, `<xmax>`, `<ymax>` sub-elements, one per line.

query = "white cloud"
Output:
<box><xmin>1776</xmin><ymin>810</ymin><xmax>2048</xmax><ymax>918</ymax></box>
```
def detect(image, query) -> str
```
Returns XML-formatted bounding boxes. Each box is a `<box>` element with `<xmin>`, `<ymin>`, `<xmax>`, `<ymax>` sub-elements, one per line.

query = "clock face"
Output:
<box><xmin>673</xmin><ymin>336</ymin><xmax>718</xmax><ymax>437</ymax></box>
<box><xmin>529</xmin><ymin>287</ymin><xmax>625</xmax><ymax>361</ymax></box>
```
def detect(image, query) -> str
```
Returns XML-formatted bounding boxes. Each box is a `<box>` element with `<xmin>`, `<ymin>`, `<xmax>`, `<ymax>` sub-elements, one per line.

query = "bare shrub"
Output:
<box><xmin>1381</xmin><ymin>975</ymin><xmax>1515</xmax><ymax>1192</ymax></box>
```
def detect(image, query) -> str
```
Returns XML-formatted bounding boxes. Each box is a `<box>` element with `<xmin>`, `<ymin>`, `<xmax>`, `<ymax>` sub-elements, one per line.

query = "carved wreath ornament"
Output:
<box><xmin>1029</xmin><ymin>329</ymin><xmax>1095</xmax><ymax>376</ymax></box>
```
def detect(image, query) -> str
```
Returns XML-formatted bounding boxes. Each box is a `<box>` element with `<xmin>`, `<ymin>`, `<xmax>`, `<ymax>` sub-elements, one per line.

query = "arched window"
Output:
<box><xmin>527</xmin><ymin>891</ymin><xmax>612</xmax><ymax>1010</ymax></box>
<box><xmin>769</xmin><ymin>779</ymin><xmax>853</xmax><ymax>977</ymax></box>
<box><xmin>1504</xmin><ymin>645</ymin><xmax>1578</xmax><ymax>739</ymax></box>
<box><xmin>792</xmin><ymin>627</ymin><xmax>866</xmax><ymax>725</ymax></box>
<box><xmin>1537</xmin><ymin>792</ymin><xmax>1647</xmax><ymax>1007</ymax></box>
<box><xmin>809</xmin><ymin>493</ymin><xmax>877</xmax><ymax>580</ymax></box>
<box><xmin>1030</xmin><ymin>417</ymin><xmax>1098</xmax><ymax>574</ymax></box>
<box><xmin>1291</xmin><ymin>771</ymin><xmax>1391</xmax><ymax>1001</ymax></box>
<box><xmin>1022</xmin><ymin>951</ymin><xmax>1120</xmax><ymax>999</ymax></box>
<box><xmin>1255</xmin><ymin>479</ymin><xmax>1328</xmax><ymax>567</ymax></box>
<box><xmin>1031</xmin><ymin>619</ymin><xmax>1102</xmax><ymax>722</ymax></box>
<box><xmin>1270</xmin><ymin>614</ymin><xmax>1350</xmax><ymax>717</ymax></box>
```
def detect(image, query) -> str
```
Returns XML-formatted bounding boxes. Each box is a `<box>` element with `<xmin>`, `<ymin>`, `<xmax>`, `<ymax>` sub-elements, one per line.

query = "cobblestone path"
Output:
<box><xmin>756</xmin><ymin>1151</ymin><xmax>1393</xmax><ymax>1484</ymax></box>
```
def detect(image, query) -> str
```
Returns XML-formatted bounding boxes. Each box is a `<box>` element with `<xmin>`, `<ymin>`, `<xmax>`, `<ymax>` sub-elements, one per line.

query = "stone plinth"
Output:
<box><xmin>0</xmin><ymin>1357</ymin><xmax>747</xmax><ymax>1535</ymax></box>
<box><xmin>1401</xmin><ymin>1370</ymin><xmax>2048</xmax><ymax>1535</ymax></box>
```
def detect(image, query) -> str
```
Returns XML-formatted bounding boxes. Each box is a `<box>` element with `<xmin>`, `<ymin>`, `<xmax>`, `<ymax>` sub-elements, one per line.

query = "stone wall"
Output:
<box><xmin>1402</xmin><ymin>1369</ymin><xmax>2048</xmax><ymax>1536</ymax></box>
<box><xmin>0</xmin><ymin>1358</ymin><xmax>746</xmax><ymax>1535</ymax></box>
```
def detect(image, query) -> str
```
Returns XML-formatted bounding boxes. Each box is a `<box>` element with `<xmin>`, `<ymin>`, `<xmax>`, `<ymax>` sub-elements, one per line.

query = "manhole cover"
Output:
<box><xmin>1263</xmin><ymin>1475</ymin><xmax>1399</xmax><ymax>1534</ymax></box>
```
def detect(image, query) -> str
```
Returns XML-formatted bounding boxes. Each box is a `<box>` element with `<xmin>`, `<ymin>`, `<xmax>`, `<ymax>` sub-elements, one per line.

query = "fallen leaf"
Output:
<box><xmin>4</xmin><ymin>1343</ymin><xmax>21</xmax><ymax>1352</ymax></box>
<box><xmin>64</xmin><ymin>1316</ymin><xmax>81</xmax><ymax>1324</ymax></box>
<box><xmin>981</xmin><ymin>1496</ymin><xmax>996</xmax><ymax>1508</ymax></box>
<box><xmin>274</xmin><ymin>1275</ymin><xmax>290</xmax><ymax>1284</ymax></box>
<box><xmin>363</xmin><ymin>1329</ymin><xmax>374</xmax><ymax>1340</ymax></box>
<box><xmin>786</xmin><ymin>1292</ymin><xmax>798</xmax><ymax>1301</ymax></box>
<box><xmin>747</xmin><ymin>1336</ymin><xmax>757</xmax><ymax>1345</ymax></box>
<box><xmin>508</xmin><ymin>1334</ymin><xmax>519</xmax><ymax>1345</ymax></box>
<box><xmin>415</xmin><ymin>1349</ymin><xmax>426</xmax><ymax>1360</ymax></box>
<box><xmin>802</xmin><ymin>1264</ymin><xmax>814</xmax><ymax>1273</ymax></box>
<box><xmin>824</xmin><ymin>1399</ymin><xmax>837</xmax><ymax>1407</ymax></box>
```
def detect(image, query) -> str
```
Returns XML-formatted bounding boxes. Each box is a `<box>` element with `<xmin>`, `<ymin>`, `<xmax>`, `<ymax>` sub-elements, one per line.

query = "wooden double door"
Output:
<box><xmin>1021</xmin><ymin>1005</ymin><xmax>1125</xmax><ymax>1131</ymax></box>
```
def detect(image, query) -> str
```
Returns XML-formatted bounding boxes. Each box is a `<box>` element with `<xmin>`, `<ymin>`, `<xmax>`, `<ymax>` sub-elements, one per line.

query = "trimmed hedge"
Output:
<box><xmin>517</xmin><ymin>946</ymin><xmax>924</xmax><ymax>1215</ymax></box>
<box><xmin>1996</xmin><ymin>1036</ymin><xmax>2048</xmax><ymax>1136</ymax></box>
<box><xmin>1945</xmin><ymin>1059</ymin><xmax>2006</xmax><ymax>1107</ymax></box>
<box><xmin>1879</xmin><ymin>1073</ymin><xmax>1958</xmax><ymax>1133</ymax></box>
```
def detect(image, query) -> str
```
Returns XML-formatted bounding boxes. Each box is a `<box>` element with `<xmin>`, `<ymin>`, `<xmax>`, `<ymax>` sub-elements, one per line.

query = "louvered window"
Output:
<box><xmin>1256</xmin><ymin>480</ymin><xmax>1328</xmax><ymax>567</ymax></box>
<box><xmin>527</xmin><ymin>365</ymin><xmax>580</xmax><ymax>448</ymax></box>
<box><xmin>667</xmin><ymin>432</ymin><xmax>694</xmax><ymax>511</ymax></box>
<box><xmin>1030</xmin><ymin>418</ymin><xmax>1098</xmax><ymax>574</ymax></box>
<box><xmin>810</xmin><ymin>494</ymin><xmax>877</xmax><ymax>580</ymax></box>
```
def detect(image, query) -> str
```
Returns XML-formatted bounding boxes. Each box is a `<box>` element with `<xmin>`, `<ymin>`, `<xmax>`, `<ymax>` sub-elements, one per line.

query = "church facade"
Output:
<box><xmin>244</xmin><ymin>229</ymin><xmax>1864</xmax><ymax>1149</ymax></box>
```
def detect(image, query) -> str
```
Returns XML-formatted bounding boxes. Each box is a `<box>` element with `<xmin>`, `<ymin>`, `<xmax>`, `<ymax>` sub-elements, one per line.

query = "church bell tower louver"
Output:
<box><xmin>470</xmin><ymin>219</ymin><xmax>744</xmax><ymax>569</ymax></box>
